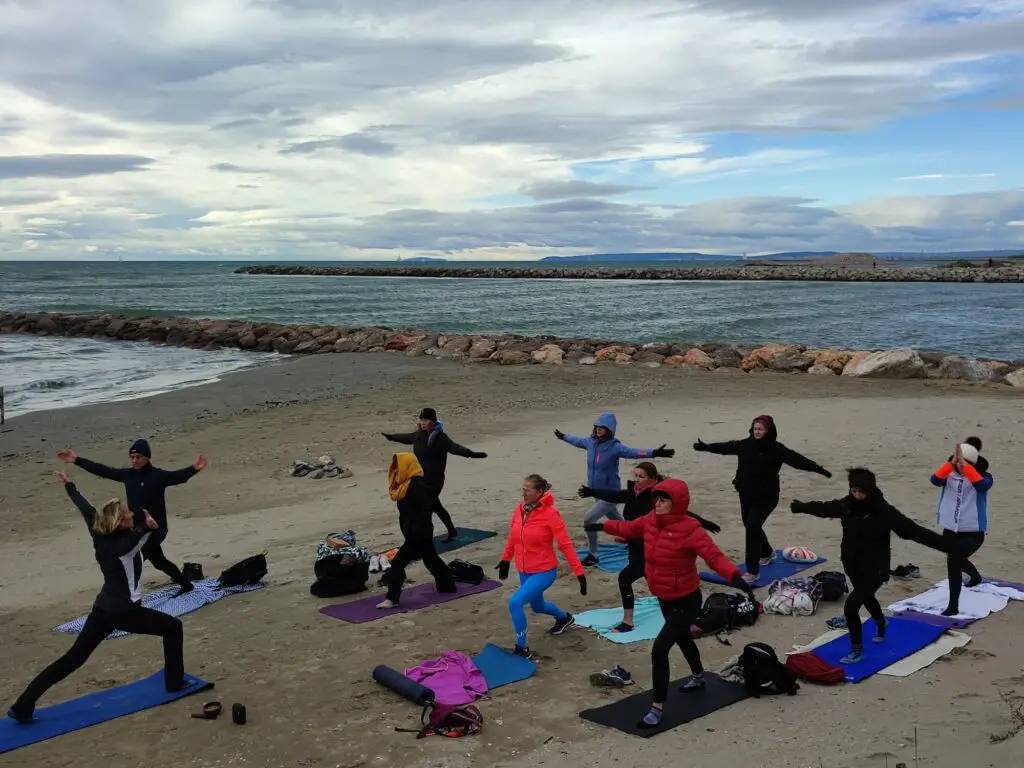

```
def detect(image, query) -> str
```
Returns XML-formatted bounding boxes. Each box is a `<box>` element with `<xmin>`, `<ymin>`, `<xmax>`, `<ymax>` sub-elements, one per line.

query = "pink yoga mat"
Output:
<box><xmin>319</xmin><ymin>580</ymin><xmax>502</xmax><ymax>624</ymax></box>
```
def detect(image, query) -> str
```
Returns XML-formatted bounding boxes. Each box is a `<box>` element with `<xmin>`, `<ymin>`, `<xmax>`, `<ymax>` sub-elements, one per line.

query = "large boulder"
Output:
<box><xmin>741</xmin><ymin>343</ymin><xmax>789</xmax><ymax>371</ymax></box>
<box><xmin>811</xmin><ymin>348</ymin><xmax>854</xmax><ymax>374</ymax></box>
<box><xmin>468</xmin><ymin>338</ymin><xmax>497</xmax><ymax>360</ymax></box>
<box><xmin>937</xmin><ymin>355</ymin><xmax>1001</xmax><ymax>382</ymax></box>
<box><xmin>681</xmin><ymin>348</ymin><xmax>715</xmax><ymax>369</ymax></box>
<box><xmin>495</xmin><ymin>349</ymin><xmax>531</xmax><ymax>365</ymax></box>
<box><xmin>595</xmin><ymin>345</ymin><xmax>634</xmax><ymax>364</ymax></box>
<box><xmin>807</xmin><ymin>364</ymin><xmax>836</xmax><ymax>376</ymax></box>
<box><xmin>841</xmin><ymin>351</ymin><xmax>872</xmax><ymax>375</ymax></box>
<box><xmin>531</xmin><ymin>344</ymin><xmax>565</xmax><ymax>364</ymax></box>
<box><xmin>711</xmin><ymin>345</ymin><xmax>744</xmax><ymax>368</ymax></box>
<box><xmin>1005</xmin><ymin>368</ymin><xmax>1024</xmax><ymax>388</ymax></box>
<box><xmin>849</xmin><ymin>348</ymin><xmax>926</xmax><ymax>379</ymax></box>
<box><xmin>633</xmin><ymin>350</ymin><xmax>666</xmax><ymax>365</ymax></box>
<box><xmin>437</xmin><ymin>335</ymin><xmax>472</xmax><ymax>359</ymax></box>
<box><xmin>385</xmin><ymin>331</ymin><xmax>426</xmax><ymax>351</ymax></box>
<box><xmin>768</xmin><ymin>348</ymin><xmax>814</xmax><ymax>372</ymax></box>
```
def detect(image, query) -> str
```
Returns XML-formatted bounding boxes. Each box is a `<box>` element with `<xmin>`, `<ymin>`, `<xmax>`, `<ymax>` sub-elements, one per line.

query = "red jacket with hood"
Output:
<box><xmin>604</xmin><ymin>479</ymin><xmax>740</xmax><ymax>599</ymax></box>
<box><xmin>501</xmin><ymin>492</ymin><xmax>585</xmax><ymax>576</ymax></box>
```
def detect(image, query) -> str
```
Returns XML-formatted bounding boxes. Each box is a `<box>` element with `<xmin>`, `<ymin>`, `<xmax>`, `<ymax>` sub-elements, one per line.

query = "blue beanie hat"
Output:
<box><xmin>130</xmin><ymin>439</ymin><xmax>151</xmax><ymax>458</ymax></box>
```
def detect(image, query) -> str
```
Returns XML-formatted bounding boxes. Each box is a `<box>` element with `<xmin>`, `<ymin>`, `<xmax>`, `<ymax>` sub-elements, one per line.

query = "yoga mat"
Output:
<box><xmin>579</xmin><ymin>673</ymin><xmax>750</xmax><ymax>738</ymax></box>
<box><xmin>0</xmin><ymin>671</ymin><xmax>211</xmax><ymax>755</ymax></box>
<box><xmin>319</xmin><ymin>579</ymin><xmax>501</xmax><ymax>624</ymax></box>
<box><xmin>793</xmin><ymin>626</ymin><xmax>970</xmax><ymax>678</ymax></box>
<box><xmin>575</xmin><ymin>597</ymin><xmax>664</xmax><ymax>644</ymax></box>
<box><xmin>472</xmin><ymin>643</ymin><xmax>537</xmax><ymax>690</ymax></box>
<box><xmin>809</xmin><ymin>617</ymin><xmax>945</xmax><ymax>683</ymax></box>
<box><xmin>700</xmin><ymin>550</ymin><xmax>826</xmax><ymax>588</ymax></box>
<box><xmin>560</xmin><ymin>542</ymin><xmax>629</xmax><ymax>573</ymax></box>
<box><xmin>434</xmin><ymin>528</ymin><xmax>497</xmax><ymax>555</ymax></box>
<box><xmin>54</xmin><ymin>578</ymin><xmax>265</xmax><ymax>638</ymax></box>
<box><xmin>893</xmin><ymin>610</ymin><xmax>976</xmax><ymax>631</ymax></box>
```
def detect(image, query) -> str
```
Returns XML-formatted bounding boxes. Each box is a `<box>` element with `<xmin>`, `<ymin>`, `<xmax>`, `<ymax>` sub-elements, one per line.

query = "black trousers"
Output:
<box><xmin>943</xmin><ymin>529</ymin><xmax>985</xmax><ymax>609</ymax></box>
<box><xmin>651</xmin><ymin>590</ymin><xmax>704</xmax><ymax>704</ymax></box>
<box><xmin>844</xmin><ymin>578</ymin><xmax>886</xmax><ymax>647</ymax></box>
<box><xmin>385</xmin><ymin>536</ymin><xmax>457</xmax><ymax>603</ymax></box>
<box><xmin>425</xmin><ymin>483</ymin><xmax>457</xmax><ymax>534</ymax></box>
<box><xmin>739</xmin><ymin>494</ymin><xmax>778</xmax><ymax>575</ymax></box>
<box><xmin>618</xmin><ymin>557</ymin><xmax>646</xmax><ymax>611</ymax></box>
<box><xmin>11</xmin><ymin>605</ymin><xmax>184</xmax><ymax>715</ymax></box>
<box><xmin>143</xmin><ymin>530</ymin><xmax>187</xmax><ymax>585</ymax></box>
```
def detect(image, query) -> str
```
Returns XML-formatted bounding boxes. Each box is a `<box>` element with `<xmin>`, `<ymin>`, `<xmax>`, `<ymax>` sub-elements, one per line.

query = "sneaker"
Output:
<box><xmin>611</xmin><ymin>622</ymin><xmax>634</xmax><ymax>633</ymax></box>
<box><xmin>760</xmin><ymin>552</ymin><xmax>777</xmax><ymax>566</ymax></box>
<box><xmin>513</xmin><ymin>645</ymin><xmax>535</xmax><ymax>660</ymax></box>
<box><xmin>607</xmin><ymin>665</ymin><xmax>634</xmax><ymax>685</ymax></box>
<box><xmin>679</xmin><ymin>674</ymin><xmax>706</xmax><ymax>693</ymax></box>
<box><xmin>7</xmin><ymin>707</ymin><xmax>32</xmax><ymax>724</ymax></box>
<box><xmin>742</xmin><ymin>572</ymin><xmax>759</xmax><ymax>585</ymax></box>
<box><xmin>589</xmin><ymin>671</ymin><xmax>624</xmax><ymax>689</ymax></box>
<box><xmin>581</xmin><ymin>554</ymin><xmax>599</xmax><ymax>567</ymax></box>
<box><xmin>891</xmin><ymin>564</ymin><xmax>921</xmax><ymax>581</ymax></box>
<box><xmin>840</xmin><ymin>648</ymin><xmax>864</xmax><ymax>664</ymax></box>
<box><xmin>369</xmin><ymin>555</ymin><xmax>381</xmax><ymax>573</ymax></box>
<box><xmin>376</xmin><ymin>599</ymin><xmax>397</xmax><ymax>610</ymax></box>
<box><xmin>549</xmin><ymin>613</ymin><xmax>575</xmax><ymax>635</ymax></box>
<box><xmin>826</xmin><ymin>616</ymin><xmax>848</xmax><ymax>630</ymax></box>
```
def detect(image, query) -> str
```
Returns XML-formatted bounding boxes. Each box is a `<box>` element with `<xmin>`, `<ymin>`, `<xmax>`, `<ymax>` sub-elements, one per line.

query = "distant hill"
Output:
<box><xmin>540</xmin><ymin>252</ymin><xmax>740</xmax><ymax>262</ymax></box>
<box><xmin>539</xmin><ymin>250</ymin><xmax>1024</xmax><ymax>263</ymax></box>
<box><xmin>401</xmin><ymin>256</ymin><xmax>448</xmax><ymax>263</ymax></box>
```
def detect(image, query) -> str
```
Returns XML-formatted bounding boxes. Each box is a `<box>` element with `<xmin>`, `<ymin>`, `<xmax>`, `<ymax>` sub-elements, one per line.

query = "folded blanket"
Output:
<box><xmin>887</xmin><ymin>579</ymin><xmax>1024</xmax><ymax>621</ymax></box>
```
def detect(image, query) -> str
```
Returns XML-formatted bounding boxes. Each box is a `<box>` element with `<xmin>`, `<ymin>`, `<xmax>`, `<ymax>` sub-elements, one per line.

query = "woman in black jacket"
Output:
<box><xmin>8</xmin><ymin>471</ymin><xmax>188</xmax><ymax>724</ymax></box>
<box><xmin>377</xmin><ymin>453</ymin><xmax>458</xmax><ymax>609</ymax></box>
<box><xmin>694</xmin><ymin>414</ymin><xmax>831</xmax><ymax>583</ymax></box>
<box><xmin>791</xmin><ymin>468</ymin><xmax>952</xmax><ymax>664</ymax></box>
<box><xmin>579</xmin><ymin>462</ymin><xmax>720</xmax><ymax>632</ymax></box>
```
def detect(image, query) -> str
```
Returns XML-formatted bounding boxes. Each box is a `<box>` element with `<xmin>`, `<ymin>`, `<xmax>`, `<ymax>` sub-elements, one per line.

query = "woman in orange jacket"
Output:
<box><xmin>496</xmin><ymin>474</ymin><xmax>587</xmax><ymax>659</ymax></box>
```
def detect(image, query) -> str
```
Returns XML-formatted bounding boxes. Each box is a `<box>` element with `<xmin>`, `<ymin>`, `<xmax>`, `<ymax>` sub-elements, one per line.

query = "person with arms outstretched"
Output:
<box><xmin>57</xmin><ymin>439</ymin><xmax>207</xmax><ymax>596</ymax></box>
<box><xmin>554</xmin><ymin>412</ymin><xmax>674</xmax><ymax>566</ymax></box>
<box><xmin>382</xmin><ymin>408</ymin><xmax>487</xmax><ymax>543</ymax></box>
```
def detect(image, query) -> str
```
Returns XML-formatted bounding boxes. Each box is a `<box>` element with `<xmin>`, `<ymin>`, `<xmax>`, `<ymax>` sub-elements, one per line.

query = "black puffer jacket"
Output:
<box><xmin>696</xmin><ymin>415</ymin><xmax>829</xmax><ymax>500</ymax></box>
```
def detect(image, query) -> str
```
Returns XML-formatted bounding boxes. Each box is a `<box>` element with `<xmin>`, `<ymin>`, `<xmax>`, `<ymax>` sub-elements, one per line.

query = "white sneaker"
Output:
<box><xmin>760</xmin><ymin>553</ymin><xmax>776</xmax><ymax>566</ymax></box>
<box><xmin>742</xmin><ymin>572</ymin><xmax>759</xmax><ymax>584</ymax></box>
<box><xmin>369</xmin><ymin>555</ymin><xmax>381</xmax><ymax>573</ymax></box>
<box><xmin>377</xmin><ymin>599</ymin><xmax>396</xmax><ymax>610</ymax></box>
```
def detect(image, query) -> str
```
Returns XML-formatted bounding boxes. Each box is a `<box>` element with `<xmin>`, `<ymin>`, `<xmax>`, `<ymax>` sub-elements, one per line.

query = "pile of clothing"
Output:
<box><xmin>290</xmin><ymin>454</ymin><xmax>353</xmax><ymax>479</ymax></box>
<box><xmin>310</xmin><ymin>530</ymin><xmax>372</xmax><ymax>597</ymax></box>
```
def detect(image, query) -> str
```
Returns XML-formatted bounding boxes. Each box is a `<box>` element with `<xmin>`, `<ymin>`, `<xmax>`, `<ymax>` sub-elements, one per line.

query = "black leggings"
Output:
<box><xmin>386</xmin><ymin>536</ymin><xmax>457</xmax><ymax>603</ymax></box>
<box><xmin>12</xmin><ymin>605</ymin><xmax>184</xmax><ymax>715</ymax></box>
<box><xmin>844</xmin><ymin>579</ymin><xmax>886</xmax><ymax>647</ymax></box>
<box><xmin>944</xmin><ymin>529</ymin><xmax>984</xmax><ymax>608</ymax></box>
<box><xmin>739</xmin><ymin>495</ymin><xmax>778</xmax><ymax>575</ymax></box>
<box><xmin>143</xmin><ymin>531</ymin><xmax>187</xmax><ymax>585</ymax></box>
<box><xmin>651</xmin><ymin>590</ymin><xmax>704</xmax><ymax>704</ymax></box>
<box><xmin>425</xmin><ymin>485</ymin><xmax>456</xmax><ymax>534</ymax></box>
<box><xmin>618</xmin><ymin>557</ymin><xmax>646</xmax><ymax>611</ymax></box>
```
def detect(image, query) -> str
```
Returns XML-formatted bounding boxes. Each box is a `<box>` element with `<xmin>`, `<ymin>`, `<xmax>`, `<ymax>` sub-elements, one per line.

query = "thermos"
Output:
<box><xmin>232</xmin><ymin>703</ymin><xmax>246</xmax><ymax>725</ymax></box>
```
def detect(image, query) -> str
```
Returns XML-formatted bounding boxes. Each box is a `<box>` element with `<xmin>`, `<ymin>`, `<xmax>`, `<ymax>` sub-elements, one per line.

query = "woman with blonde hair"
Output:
<box><xmin>377</xmin><ymin>453</ymin><xmax>457</xmax><ymax>609</ymax></box>
<box><xmin>8</xmin><ymin>471</ymin><xmax>189</xmax><ymax>724</ymax></box>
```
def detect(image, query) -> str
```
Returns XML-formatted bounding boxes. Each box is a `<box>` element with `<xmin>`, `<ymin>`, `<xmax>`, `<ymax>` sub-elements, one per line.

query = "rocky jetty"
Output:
<box><xmin>3</xmin><ymin>311</ymin><xmax>1023</xmax><ymax>388</ymax></box>
<box><xmin>234</xmin><ymin>263</ymin><xmax>1024</xmax><ymax>283</ymax></box>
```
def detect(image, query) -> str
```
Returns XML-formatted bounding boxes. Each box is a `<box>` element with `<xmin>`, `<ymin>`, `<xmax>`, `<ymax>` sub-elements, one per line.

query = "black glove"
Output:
<box><xmin>578</xmin><ymin>485</ymin><xmax>594</xmax><ymax>499</ymax></box>
<box><xmin>469</xmin><ymin>451</ymin><xmax>487</xmax><ymax>459</ymax></box>
<box><xmin>652</xmin><ymin>444</ymin><xmax>675</xmax><ymax>458</ymax></box>
<box><xmin>693</xmin><ymin>439</ymin><xmax>709</xmax><ymax>452</ymax></box>
<box><xmin>702</xmin><ymin>519</ymin><xmax>721</xmax><ymax>534</ymax></box>
<box><xmin>790</xmin><ymin>500</ymin><xmax>801</xmax><ymax>513</ymax></box>
<box><xmin>731</xmin><ymin>573</ymin><xmax>756</xmax><ymax>600</ymax></box>
<box><xmin>496</xmin><ymin>560</ymin><xmax>510</xmax><ymax>580</ymax></box>
<box><xmin>578</xmin><ymin>574</ymin><xmax>588</xmax><ymax>596</ymax></box>
<box><xmin>583</xmin><ymin>523</ymin><xmax>604</xmax><ymax>533</ymax></box>
<box><xmin>818</xmin><ymin>468</ymin><xmax>832</xmax><ymax>478</ymax></box>
<box><xmin>554</xmin><ymin>429</ymin><xmax>565</xmax><ymax>440</ymax></box>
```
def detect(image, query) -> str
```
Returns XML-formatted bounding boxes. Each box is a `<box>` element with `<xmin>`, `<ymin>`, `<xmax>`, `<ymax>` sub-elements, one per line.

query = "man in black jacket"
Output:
<box><xmin>382</xmin><ymin>408</ymin><xmax>487</xmax><ymax>542</ymax></box>
<box><xmin>57</xmin><ymin>439</ymin><xmax>208</xmax><ymax>596</ymax></box>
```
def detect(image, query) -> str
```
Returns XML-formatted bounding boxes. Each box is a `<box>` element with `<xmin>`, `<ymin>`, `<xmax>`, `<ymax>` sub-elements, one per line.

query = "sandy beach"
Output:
<box><xmin>2</xmin><ymin>355</ymin><xmax>1024</xmax><ymax>768</ymax></box>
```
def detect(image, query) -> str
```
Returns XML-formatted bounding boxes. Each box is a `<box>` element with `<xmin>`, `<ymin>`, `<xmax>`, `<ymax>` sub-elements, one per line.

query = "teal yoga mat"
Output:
<box><xmin>434</xmin><ymin>527</ymin><xmax>497</xmax><ymax>554</ymax></box>
<box><xmin>575</xmin><ymin>597</ymin><xmax>664</xmax><ymax>644</ymax></box>
<box><xmin>559</xmin><ymin>542</ymin><xmax>629</xmax><ymax>573</ymax></box>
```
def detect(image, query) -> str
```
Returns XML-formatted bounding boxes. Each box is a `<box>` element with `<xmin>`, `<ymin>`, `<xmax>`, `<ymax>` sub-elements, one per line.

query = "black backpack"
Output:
<box><xmin>694</xmin><ymin>592</ymin><xmax>759</xmax><ymax>634</ymax></box>
<box><xmin>739</xmin><ymin>642</ymin><xmax>800</xmax><ymax>698</ymax></box>
<box><xmin>812</xmin><ymin>571</ymin><xmax>849</xmax><ymax>601</ymax></box>
<box><xmin>448</xmin><ymin>559</ymin><xmax>485</xmax><ymax>585</ymax></box>
<box><xmin>218</xmin><ymin>553</ymin><xmax>268</xmax><ymax>588</ymax></box>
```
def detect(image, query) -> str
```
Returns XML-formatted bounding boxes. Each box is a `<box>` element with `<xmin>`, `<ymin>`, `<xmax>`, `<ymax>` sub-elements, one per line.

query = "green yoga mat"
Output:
<box><xmin>434</xmin><ymin>527</ymin><xmax>497</xmax><ymax>554</ymax></box>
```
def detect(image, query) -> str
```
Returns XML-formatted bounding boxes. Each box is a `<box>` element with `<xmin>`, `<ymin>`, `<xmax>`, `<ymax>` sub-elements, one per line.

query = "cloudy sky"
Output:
<box><xmin>1</xmin><ymin>0</ymin><xmax>1023</xmax><ymax>261</ymax></box>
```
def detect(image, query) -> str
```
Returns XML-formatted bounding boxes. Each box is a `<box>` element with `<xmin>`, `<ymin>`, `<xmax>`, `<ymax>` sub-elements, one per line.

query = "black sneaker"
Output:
<box><xmin>607</xmin><ymin>665</ymin><xmax>634</xmax><ymax>686</ymax></box>
<box><xmin>513</xmin><ymin>645</ymin><xmax>535</xmax><ymax>660</ymax></box>
<box><xmin>7</xmin><ymin>707</ymin><xmax>32</xmax><ymax>724</ymax></box>
<box><xmin>549</xmin><ymin>613</ymin><xmax>575</xmax><ymax>635</ymax></box>
<box><xmin>589</xmin><ymin>672</ymin><xmax>624</xmax><ymax>688</ymax></box>
<box><xmin>581</xmin><ymin>554</ymin><xmax>599</xmax><ymax>567</ymax></box>
<box><xmin>173</xmin><ymin>581</ymin><xmax>195</xmax><ymax>598</ymax></box>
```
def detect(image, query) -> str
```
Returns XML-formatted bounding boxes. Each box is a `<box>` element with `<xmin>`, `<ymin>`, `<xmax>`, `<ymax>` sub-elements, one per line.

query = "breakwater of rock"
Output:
<box><xmin>233</xmin><ymin>264</ymin><xmax>1024</xmax><ymax>283</ymax></box>
<box><xmin>3</xmin><ymin>311</ymin><xmax>1024</xmax><ymax>388</ymax></box>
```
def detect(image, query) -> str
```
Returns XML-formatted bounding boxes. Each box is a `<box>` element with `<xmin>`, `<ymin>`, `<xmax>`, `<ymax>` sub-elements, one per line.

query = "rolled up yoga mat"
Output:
<box><xmin>372</xmin><ymin>665</ymin><xmax>435</xmax><ymax>705</ymax></box>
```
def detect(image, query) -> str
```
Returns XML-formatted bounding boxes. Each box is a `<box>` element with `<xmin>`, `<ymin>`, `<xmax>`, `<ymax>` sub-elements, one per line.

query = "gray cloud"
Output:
<box><xmin>0</xmin><ymin>193</ymin><xmax>59</xmax><ymax>207</ymax></box>
<box><xmin>209</xmin><ymin>162</ymin><xmax>265</xmax><ymax>174</ymax></box>
<box><xmin>519</xmin><ymin>180</ymin><xmax>652</xmax><ymax>200</ymax></box>
<box><xmin>279</xmin><ymin>132</ymin><xmax>398</xmax><ymax>156</ymax></box>
<box><xmin>0</xmin><ymin>154</ymin><xmax>154</xmax><ymax>179</ymax></box>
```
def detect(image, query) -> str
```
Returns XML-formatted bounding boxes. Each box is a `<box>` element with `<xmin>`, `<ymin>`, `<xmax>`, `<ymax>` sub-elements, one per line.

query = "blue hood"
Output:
<box><xmin>593</xmin><ymin>413</ymin><xmax>617</xmax><ymax>437</ymax></box>
<box><xmin>426</xmin><ymin>420</ymin><xmax>445</xmax><ymax>447</ymax></box>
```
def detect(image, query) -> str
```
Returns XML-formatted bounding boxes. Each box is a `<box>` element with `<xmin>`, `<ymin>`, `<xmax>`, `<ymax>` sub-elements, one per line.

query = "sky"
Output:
<box><xmin>1</xmin><ymin>0</ymin><xmax>1023</xmax><ymax>261</ymax></box>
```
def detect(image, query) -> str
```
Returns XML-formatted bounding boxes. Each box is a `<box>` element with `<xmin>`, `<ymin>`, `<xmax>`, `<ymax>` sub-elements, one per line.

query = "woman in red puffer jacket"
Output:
<box><xmin>587</xmin><ymin>478</ymin><xmax>754</xmax><ymax>730</ymax></box>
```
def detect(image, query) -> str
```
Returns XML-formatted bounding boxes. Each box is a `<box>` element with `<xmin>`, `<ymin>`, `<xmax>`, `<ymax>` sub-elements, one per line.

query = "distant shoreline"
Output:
<box><xmin>233</xmin><ymin>263</ymin><xmax>1024</xmax><ymax>283</ymax></box>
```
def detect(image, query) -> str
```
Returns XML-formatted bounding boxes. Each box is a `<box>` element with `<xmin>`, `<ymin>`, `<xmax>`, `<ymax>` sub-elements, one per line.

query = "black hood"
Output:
<box><xmin>847</xmin><ymin>467</ymin><xmax>884</xmax><ymax>513</ymax></box>
<box><xmin>748</xmin><ymin>415</ymin><xmax>779</xmax><ymax>448</ymax></box>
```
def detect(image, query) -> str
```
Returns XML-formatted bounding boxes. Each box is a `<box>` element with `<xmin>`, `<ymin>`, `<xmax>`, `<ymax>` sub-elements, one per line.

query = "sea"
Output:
<box><xmin>2</xmin><ymin>260</ymin><xmax>1024</xmax><ymax>418</ymax></box>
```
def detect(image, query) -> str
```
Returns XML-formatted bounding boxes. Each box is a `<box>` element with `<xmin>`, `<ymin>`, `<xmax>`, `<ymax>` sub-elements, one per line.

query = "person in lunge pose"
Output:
<box><xmin>586</xmin><ymin>478</ymin><xmax>754</xmax><ymax>729</ymax></box>
<box><xmin>377</xmin><ymin>453</ymin><xmax>458</xmax><ymax>609</ymax></box>
<box><xmin>554</xmin><ymin>412</ymin><xmax>675</xmax><ymax>567</ymax></box>
<box><xmin>57</xmin><ymin>440</ymin><xmax>207</xmax><ymax>597</ymax></box>
<box><xmin>383</xmin><ymin>408</ymin><xmax>487</xmax><ymax>543</ymax></box>
<box><xmin>930</xmin><ymin>441</ymin><xmax>993</xmax><ymax>616</ymax></box>
<box><xmin>496</xmin><ymin>474</ymin><xmax>586</xmax><ymax>659</ymax></box>
<box><xmin>579</xmin><ymin>462</ymin><xmax>721</xmax><ymax>633</ymax></box>
<box><xmin>8</xmin><ymin>471</ymin><xmax>188</xmax><ymax>724</ymax></box>
<box><xmin>693</xmin><ymin>415</ymin><xmax>830</xmax><ymax>583</ymax></box>
<box><xmin>791</xmin><ymin>468</ymin><xmax>954</xmax><ymax>663</ymax></box>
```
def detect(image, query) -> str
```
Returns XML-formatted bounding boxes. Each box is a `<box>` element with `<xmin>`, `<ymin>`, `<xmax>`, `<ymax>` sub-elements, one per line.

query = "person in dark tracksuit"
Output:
<box><xmin>382</xmin><ymin>408</ymin><xmax>487</xmax><ymax>543</ymax></box>
<box><xmin>693</xmin><ymin>415</ymin><xmax>831</xmax><ymax>583</ymax></box>
<box><xmin>579</xmin><ymin>462</ymin><xmax>721</xmax><ymax>633</ymax></box>
<box><xmin>791</xmin><ymin>467</ymin><xmax>954</xmax><ymax>663</ymax></box>
<box><xmin>8</xmin><ymin>472</ymin><xmax>189</xmax><ymax>724</ymax></box>
<box><xmin>57</xmin><ymin>439</ymin><xmax>207</xmax><ymax>596</ymax></box>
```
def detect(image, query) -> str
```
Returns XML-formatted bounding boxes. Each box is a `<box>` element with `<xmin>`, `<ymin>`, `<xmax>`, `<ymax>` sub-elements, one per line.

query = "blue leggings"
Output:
<box><xmin>509</xmin><ymin>569</ymin><xmax>567</xmax><ymax>648</ymax></box>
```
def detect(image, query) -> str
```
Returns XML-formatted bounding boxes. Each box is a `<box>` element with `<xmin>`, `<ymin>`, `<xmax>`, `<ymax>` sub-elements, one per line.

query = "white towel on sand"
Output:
<box><xmin>887</xmin><ymin>579</ymin><xmax>1024</xmax><ymax>621</ymax></box>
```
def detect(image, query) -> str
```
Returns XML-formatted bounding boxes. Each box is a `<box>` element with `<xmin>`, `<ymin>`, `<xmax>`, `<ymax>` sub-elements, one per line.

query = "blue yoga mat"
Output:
<box><xmin>0</xmin><ymin>671</ymin><xmax>211</xmax><ymax>755</ymax></box>
<box><xmin>560</xmin><ymin>542</ymin><xmax>629</xmax><ymax>573</ymax></box>
<box><xmin>472</xmin><ymin>643</ymin><xmax>536</xmax><ymax>690</ymax></box>
<box><xmin>575</xmin><ymin>597</ymin><xmax>664</xmax><ymax>644</ymax></box>
<box><xmin>811</xmin><ymin>617</ymin><xmax>945</xmax><ymax>683</ymax></box>
<box><xmin>700</xmin><ymin>550</ymin><xmax>826</xmax><ymax>588</ymax></box>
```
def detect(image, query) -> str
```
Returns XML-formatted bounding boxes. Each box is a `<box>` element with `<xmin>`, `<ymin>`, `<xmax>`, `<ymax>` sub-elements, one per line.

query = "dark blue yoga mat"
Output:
<box><xmin>700</xmin><ymin>550</ymin><xmax>826</xmax><ymax>588</ymax></box>
<box><xmin>0</xmin><ymin>671</ymin><xmax>211</xmax><ymax>754</ymax></box>
<box><xmin>811</xmin><ymin>617</ymin><xmax>945</xmax><ymax>683</ymax></box>
<box><xmin>472</xmin><ymin>643</ymin><xmax>536</xmax><ymax>690</ymax></box>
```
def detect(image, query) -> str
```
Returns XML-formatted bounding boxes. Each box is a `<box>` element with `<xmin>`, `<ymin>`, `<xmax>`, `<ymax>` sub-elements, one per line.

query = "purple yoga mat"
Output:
<box><xmin>319</xmin><ymin>580</ymin><xmax>502</xmax><ymax>624</ymax></box>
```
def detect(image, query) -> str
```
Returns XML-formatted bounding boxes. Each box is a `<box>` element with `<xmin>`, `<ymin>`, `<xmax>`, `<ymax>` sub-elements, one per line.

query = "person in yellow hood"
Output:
<box><xmin>378</xmin><ymin>453</ymin><xmax>458</xmax><ymax>609</ymax></box>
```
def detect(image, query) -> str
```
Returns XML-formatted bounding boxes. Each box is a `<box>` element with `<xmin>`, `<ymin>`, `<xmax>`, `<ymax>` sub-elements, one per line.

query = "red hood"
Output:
<box><xmin>652</xmin><ymin>478</ymin><xmax>690</xmax><ymax>518</ymax></box>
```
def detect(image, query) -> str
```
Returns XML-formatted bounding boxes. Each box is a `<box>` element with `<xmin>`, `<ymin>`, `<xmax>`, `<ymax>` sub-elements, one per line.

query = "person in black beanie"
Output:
<box><xmin>382</xmin><ymin>408</ymin><xmax>487</xmax><ymax>543</ymax></box>
<box><xmin>57</xmin><ymin>439</ymin><xmax>208</xmax><ymax>596</ymax></box>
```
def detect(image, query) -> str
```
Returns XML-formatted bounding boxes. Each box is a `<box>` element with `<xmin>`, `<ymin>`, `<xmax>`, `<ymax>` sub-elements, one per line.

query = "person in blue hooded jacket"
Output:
<box><xmin>554</xmin><ymin>413</ymin><xmax>674</xmax><ymax>566</ymax></box>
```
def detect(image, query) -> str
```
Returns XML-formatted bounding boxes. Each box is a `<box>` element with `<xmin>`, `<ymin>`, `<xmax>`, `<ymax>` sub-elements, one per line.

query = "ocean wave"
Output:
<box><xmin>6</xmin><ymin>376</ymin><xmax>81</xmax><ymax>393</ymax></box>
